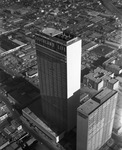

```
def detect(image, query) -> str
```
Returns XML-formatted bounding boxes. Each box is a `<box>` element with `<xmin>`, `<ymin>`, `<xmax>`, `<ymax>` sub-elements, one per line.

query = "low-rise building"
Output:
<box><xmin>105</xmin><ymin>64</ymin><xmax>122</xmax><ymax>75</ymax></box>
<box><xmin>83</xmin><ymin>67</ymin><xmax>118</xmax><ymax>91</ymax></box>
<box><xmin>0</xmin><ymin>134</ymin><xmax>9</xmax><ymax>150</ymax></box>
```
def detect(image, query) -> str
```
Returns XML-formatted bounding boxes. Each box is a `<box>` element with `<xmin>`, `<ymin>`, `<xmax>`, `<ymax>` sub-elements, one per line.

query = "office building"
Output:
<box><xmin>35</xmin><ymin>28</ymin><xmax>82</xmax><ymax>133</ymax></box>
<box><xmin>83</xmin><ymin>67</ymin><xmax>119</xmax><ymax>91</ymax></box>
<box><xmin>105</xmin><ymin>64</ymin><xmax>122</xmax><ymax>75</ymax></box>
<box><xmin>22</xmin><ymin>107</ymin><xmax>60</xmax><ymax>143</ymax></box>
<box><xmin>77</xmin><ymin>88</ymin><xmax>118</xmax><ymax>150</ymax></box>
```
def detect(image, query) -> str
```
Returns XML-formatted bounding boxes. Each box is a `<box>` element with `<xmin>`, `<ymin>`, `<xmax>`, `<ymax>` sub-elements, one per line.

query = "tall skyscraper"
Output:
<box><xmin>35</xmin><ymin>28</ymin><xmax>82</xmax><ymax>132</ymax></box>
<box><xmin>77</xmin><ymin>88</ymin><xmax>118</xmax><ymax>150</ymax></box>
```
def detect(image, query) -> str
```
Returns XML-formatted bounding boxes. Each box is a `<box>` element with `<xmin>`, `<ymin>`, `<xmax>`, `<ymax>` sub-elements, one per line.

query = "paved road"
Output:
<box><xmin>100</xmin><ymin>0</ymin><xmax>122</xmax><ymax>20</ymax></box>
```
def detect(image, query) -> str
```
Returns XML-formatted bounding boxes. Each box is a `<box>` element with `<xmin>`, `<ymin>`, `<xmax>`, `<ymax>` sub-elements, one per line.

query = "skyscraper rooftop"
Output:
<box><xmin>42</xmin><ymin>28</ymin><xmax>63</xmax><ymax>37</ymax></box>
<box><xmin>77</xmin><ymin>99</ymin><xmax>99</xmax><ymax>116</ymax></box>
<box><xmin>36</xmin><ymin>28</ymin><xmax>79</xmax><ymax>46</ymax></box>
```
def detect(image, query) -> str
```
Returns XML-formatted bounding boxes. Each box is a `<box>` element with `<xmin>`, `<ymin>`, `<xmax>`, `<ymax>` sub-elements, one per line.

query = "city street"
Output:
<box><xmin>0</xmin><ymin>93</ymin><xmax>51</xmax><ymax>150</ymax></box>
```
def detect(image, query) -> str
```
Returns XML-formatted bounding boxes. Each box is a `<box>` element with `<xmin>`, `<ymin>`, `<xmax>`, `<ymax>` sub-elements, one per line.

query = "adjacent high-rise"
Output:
<box><xmin>77</xmin><ymin>88</ymin><xmax>118</xmax><ymax>150</ymax></box>
<box><xmin>35</xmin><ymin>28</ymin><xmax>82</xmax><ymax>132</ymax></box>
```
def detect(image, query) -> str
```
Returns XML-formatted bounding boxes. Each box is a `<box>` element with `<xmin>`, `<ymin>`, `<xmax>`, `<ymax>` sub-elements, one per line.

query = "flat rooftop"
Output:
<box><xmin>2</xmin><ymin>77</ymin><xmax>26</xmax><ymax>93</ymax></box>
<box><xmin>80</xmin><ymin>83</ymin><xmax>98</xmax><ymax>98</ymax></box>
<box><xmin>78</xmin><ymin>88</ymin><xmax>118</xmax><ymax>116</ymax></box>
<box><xmin>109</xmin><ymin>78</ymin><xmax>118</xmax><ymax>84</ymax></box>
<box><xmin>91</xmin><ymin>45</ymin><xmax>115</xmax><ymax>57</ymax></box>
<box><xmin>23</xmin><ymin>107</ymin><xmax>56</xmax><ymax>137</ymax></box>
<box><xmin>77</xmin><ymin>99</ymin><xmax>99</xmax><ymax>116</ymax></box>
<box><xmin>42</xmin><ymin>28</ymin><xmax>62</xmax><ymax>37</ymax></box>
<box><xmin>93</xmin><ymin>88</ymin><xmax>117</xmax><ymax>104</ymax></box>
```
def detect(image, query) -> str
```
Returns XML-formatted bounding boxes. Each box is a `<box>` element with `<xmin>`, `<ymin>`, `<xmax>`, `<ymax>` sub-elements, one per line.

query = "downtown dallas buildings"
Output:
<box><xmin>34</xmin><ymin>27</ymin><xmax>117</xmax><ymax>150</ymax></box>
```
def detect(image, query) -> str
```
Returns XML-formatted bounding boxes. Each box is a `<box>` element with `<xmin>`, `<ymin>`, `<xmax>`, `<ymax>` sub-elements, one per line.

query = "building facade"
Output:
<box><xmin>35</xmin><ymin>28</ymin><xmax>82</xmax><ymax>132</ymax></box>
<box><xmin>77</xmin><ymin>88</ymin><xmax>118</xmax><ymax>150</ymax></box>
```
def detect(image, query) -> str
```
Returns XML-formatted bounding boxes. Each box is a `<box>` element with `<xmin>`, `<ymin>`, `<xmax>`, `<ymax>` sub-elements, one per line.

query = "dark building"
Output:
<box><xmin>35</xmin><ymin>28</ymin><xmax>82</xmax><ymax>134</ymax></box>
<box><xmin>1</xmin><ymin>77</ymin><xmax>40</xmax><ymax>109</ymax></box>
<box><xmin>0</xmin><ymin>69</ymin><xmax>11</xmax><ymax>84</ymax></box>
<box><xmin>0</xmin><ymin>35</ymin><xmax>19</xmax><ymax>51</ymax></box>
